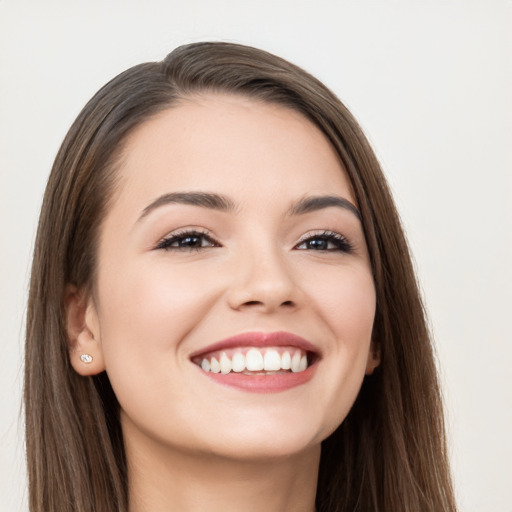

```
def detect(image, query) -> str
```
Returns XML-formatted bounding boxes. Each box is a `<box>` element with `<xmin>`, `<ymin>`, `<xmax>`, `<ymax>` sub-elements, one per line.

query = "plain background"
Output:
<box><xmin>1</xmin><ymin>1</ymin><xmax>511</xmax><ymax>510</ymax></box>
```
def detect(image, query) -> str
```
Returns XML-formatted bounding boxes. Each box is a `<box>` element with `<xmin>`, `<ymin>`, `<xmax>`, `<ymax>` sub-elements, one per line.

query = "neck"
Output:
<box><xmin>125</xmin><ymin>422</ymin><xmax>320</xmax><ymax>512</ymax></box>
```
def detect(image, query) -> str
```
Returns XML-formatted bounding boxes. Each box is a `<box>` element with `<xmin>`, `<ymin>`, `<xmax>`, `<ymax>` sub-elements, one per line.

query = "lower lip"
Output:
<box><xmin>198</xmin><ymin>364</ymin><xmax>317</xmax><ymax>393</ymax></box>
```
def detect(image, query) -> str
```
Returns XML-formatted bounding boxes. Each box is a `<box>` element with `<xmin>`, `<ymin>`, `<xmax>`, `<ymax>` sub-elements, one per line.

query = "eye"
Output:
<box><xmin>154</xmin><ymin>229</ymin><xmax>219</xmax><ymax>251</ymax></box>
<box><xmin>295</xmin><ymin>231</ymin><xmax>353</xmax><ymax>253</ymax></box>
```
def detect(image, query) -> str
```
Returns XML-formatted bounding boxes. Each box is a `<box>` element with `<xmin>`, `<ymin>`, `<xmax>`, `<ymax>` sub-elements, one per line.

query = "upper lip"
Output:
<box><xmin>189</xmin><ymin>331</ymin><xmax>320</xmax><ymax>359</ymax></box>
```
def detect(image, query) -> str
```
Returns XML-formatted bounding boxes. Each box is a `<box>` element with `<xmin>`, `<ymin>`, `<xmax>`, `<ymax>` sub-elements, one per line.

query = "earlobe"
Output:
<box><xmin>365</xmin><ymin>340</ymin><xmax>381</xmax><ymax>375</ymax></box>
<box><xmin>64</xmin><ymin>285</ymin><xmax>106</xmax><ymax>376</ymax></box>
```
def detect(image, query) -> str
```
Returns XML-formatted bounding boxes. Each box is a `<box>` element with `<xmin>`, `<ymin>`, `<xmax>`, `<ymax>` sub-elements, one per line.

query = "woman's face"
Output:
<box><xmin>80</xmin><ymin>94</ymin><xmax>377</xmax><ymax>460</ymax></box>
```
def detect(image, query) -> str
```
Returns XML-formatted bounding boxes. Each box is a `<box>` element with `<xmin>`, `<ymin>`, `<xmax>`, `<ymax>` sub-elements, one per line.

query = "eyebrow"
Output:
<box><xmin>288</xmin><ymin>195</ymin><xmax>361</xmax><ymax>220</ymax></box>
<box><xmin>138</xmin><ymin>191</ymin><xmax>360</xmax><ymax>222</ymax></box>
<box><xmin>138</xmin><ymin>192</ymin><xmax>236</xmax><ymax>221</ymax></box>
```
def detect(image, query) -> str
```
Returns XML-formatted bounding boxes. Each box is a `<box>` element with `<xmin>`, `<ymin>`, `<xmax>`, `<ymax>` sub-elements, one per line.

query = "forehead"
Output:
<box><xmin>112</xmin><ymin>93</ymin><xmax>354</xmax><ymax>214</ymax></box>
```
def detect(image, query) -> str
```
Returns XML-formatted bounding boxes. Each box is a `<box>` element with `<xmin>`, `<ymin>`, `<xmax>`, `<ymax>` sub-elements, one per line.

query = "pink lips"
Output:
<box><xmin>190</xmin><ymin>331</ymin><xmax>320</xmax><ymax>393</ymax></box>
<box><xmin>190</xmin><ymin>331</ymin><xmax>318</xmax><ymax>358</ymax></box>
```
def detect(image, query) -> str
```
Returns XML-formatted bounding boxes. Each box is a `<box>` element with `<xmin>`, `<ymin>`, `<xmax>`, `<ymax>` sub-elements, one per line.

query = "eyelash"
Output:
<box><xmin>154</xmin><ymin>229</ymin><xmax>219</xmax><ymax>251</ymax></box>
<box><xmin>155</xmin><ymin>229</ymin><xmax>353</xmax><ymax>254</ymax></box>
<box><xmin>295</xmin><ymin>231</ymin><xmax>353</xmax><ymax>253</ymax></box>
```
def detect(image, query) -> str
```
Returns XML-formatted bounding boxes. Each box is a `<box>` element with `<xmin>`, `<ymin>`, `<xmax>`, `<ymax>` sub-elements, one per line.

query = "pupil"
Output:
<box><xmin>180</xmin><ymin>236</ymin><xmax>200</xmax><ymax>247</ymax></box>
<box><xmin>309</xmin><ymin>239</ymin><xmax>327</xmax><ymax>250</ymax></box>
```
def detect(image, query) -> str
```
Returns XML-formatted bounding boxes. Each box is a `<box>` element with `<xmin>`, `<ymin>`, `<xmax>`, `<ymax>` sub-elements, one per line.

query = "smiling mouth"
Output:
<box><xmin>189</xmin><ymin>332</ymin><xmax>321</xmax><ymax>387</ymax></box>
<box><xmin>193</xmin><ymin>346</ymin><xmax>310</xmax><ymax>375</ymax></box>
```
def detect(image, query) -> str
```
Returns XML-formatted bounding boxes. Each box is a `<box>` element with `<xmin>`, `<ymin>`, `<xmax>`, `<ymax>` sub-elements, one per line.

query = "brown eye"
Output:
<box><xmin>155</xmin><ymin>231</ymin><xmax>219</xmax><ymax>251</ymax></box>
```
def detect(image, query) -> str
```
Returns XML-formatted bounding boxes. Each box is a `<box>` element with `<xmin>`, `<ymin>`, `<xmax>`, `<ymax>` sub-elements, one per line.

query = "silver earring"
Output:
<box><xmin>80</xmin><ymin>354</ymin><xmax>93</xmax><ymax>364</ymax></box>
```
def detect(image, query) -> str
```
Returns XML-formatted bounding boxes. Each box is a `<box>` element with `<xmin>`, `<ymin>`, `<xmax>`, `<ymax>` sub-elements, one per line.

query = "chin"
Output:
<box><xmin>188</xmin><ymin>415</ymin><xmax>328</xmax><ymax>462</ymax></box>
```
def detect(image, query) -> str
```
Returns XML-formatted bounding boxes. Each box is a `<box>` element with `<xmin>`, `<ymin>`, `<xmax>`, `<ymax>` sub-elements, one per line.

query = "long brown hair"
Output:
<box><xmin>25</xmin><ymin>42</ymin><xmax>456</xmax><ymax>511</ymax></box>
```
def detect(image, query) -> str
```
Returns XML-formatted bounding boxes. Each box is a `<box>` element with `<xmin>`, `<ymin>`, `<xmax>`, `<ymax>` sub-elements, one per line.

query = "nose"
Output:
<box><xmin>226</xmin><ymin>245</ymin><xmax>300</xmax><ymax>313</ymax></box>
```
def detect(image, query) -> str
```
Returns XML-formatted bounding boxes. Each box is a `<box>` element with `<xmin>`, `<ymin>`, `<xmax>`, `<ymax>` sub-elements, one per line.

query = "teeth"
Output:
<box><xmin>210</xmin><ymin>357</ymin><xmax>221</xmax><ymax>373</ymax></box>
<box><xmin>246</xmin><ymin>349</ymin><xmax>264</xmax><ymax>371</ymax></box>
<box><xmin>198</xmin><ymin>347</ymin><xmax>309</xmax><ymax>375</ymax></box>
<box><xmin>220</xmin><ymin>353</ymin><xmax>232</xmax><ymax>374</ymax></box>
<box><xmin>291</xmin><ymin>351</ymin><xmax>302</xmax><ymax>373</ymax></box>
<box><xmin>232</xmin><ymin>352</ymin><xmax>245</xmax><ymax>372</ymax></box>
<box><xmin>263</xmin><ymin>349</ymin><xmax>281</xmax><ymax>371</ymax></box>
<box><xmin>281</xmin><ymin>351</ymin><xmax>291</xmax><ymax>370</ymax></box>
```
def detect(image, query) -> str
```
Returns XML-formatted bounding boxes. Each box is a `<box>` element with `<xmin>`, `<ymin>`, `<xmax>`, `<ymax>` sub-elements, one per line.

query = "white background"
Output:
<box><xmin>1</xmin><ymin>1</ymin><xmax>511</xmax><ymax>510</ymax></box>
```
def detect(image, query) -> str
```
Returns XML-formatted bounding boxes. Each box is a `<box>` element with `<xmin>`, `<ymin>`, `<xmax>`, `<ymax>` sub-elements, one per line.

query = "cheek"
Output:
<box><xmin>93</xmin><ymin>259</ymin><xmax>229</xmax><ymax>440</ymax></box>
<box><xmin>301</xmin><ymin>265</ymin><xmax>376</xmax><ymax>437</ymax></box>
<box><xmin>95</xmin><ymin>260</ymin><xmax>222</xmax><ymax>395</ymax></box>
<box><xmin>98</xmin><ymin>258</ymin><xmax>219</xmax><ymax>345</ymax></box>
<box><xmin>304</xmin><ymin>264</ymin><xmax>376</xmax><ymax>343</ymax></box>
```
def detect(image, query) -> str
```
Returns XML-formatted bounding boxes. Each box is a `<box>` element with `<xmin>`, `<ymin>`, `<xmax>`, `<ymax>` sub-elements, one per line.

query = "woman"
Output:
<box><xmin>25</xmin><ymin>42</ymin><xmax>457</xmax><ymax>511</ymax></box>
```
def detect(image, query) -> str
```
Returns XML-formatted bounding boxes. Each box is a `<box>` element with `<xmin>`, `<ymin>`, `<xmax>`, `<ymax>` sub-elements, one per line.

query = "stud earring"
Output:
<box><xmin>80</xmin><ymin>354</ymin><xmax>93</xmax><ymax>364</ymax></box>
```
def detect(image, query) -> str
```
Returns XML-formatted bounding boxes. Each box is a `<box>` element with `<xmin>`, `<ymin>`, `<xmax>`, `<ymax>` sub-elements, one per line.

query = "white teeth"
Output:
<box><xmin>291</xmin><ymin>351</ymin><xmax>302</xmax><ymax>373</ymax></box>
<box><xmin>210</xmin><ymin>357</ymin><xmax>221</xmax><ymax>373</ymax></box>
<box><xmin>263</xmin><ymin>349</ymin><xmax>281</xmax><ymax>371</ymax></box>
<box><xmin>232</xmin><ymin>352</ymin><xmax>245</xmax><ymax>372</ymax></box>
<box><xmin>198</xmin><ymin>347</ymin><xmax>310</xmax><ymax>374</ymax></box>
<box><xmin>246</xmin><ymin>349</ymin><xmax>264</xmax><ymax>371</ymax></box>
<box><xmin>281</xmin><ymin>351</ymin><xmax>291</xmax><ymax>370</ymax></box>
<box><xmin>220</xmin><ymin>352</ymin><xmax>232</xmax><ymax>374</ymax></box>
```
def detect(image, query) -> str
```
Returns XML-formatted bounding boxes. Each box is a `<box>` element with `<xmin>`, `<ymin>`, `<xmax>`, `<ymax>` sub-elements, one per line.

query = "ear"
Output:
<box><xmin>365</xmin><ymin>339</ymin><xmax>381</xmax><ymax>375</ymax></box>
<box><xmin>64</xmin><ymin>285</ymin><xmax>106</xmax><ymax>376</ymax></box>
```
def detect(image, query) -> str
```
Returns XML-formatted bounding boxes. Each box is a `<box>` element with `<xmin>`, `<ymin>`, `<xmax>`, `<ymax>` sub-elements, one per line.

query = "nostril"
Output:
<box><xmin>238</xmin><ymin>299</ymin><xmax>295</xmax><ymax>310</ymax></box>
<box><xmin>242</xmin><ymin>300</ymin><xmax>263</xmax><ymax>307</ymax></box>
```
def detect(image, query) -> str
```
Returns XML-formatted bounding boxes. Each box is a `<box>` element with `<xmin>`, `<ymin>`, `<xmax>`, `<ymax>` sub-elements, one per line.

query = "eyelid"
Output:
<box><xmin>295</xmin><ymin>229</ymin><xmax>345</xmax><ymax>243</ymax></box>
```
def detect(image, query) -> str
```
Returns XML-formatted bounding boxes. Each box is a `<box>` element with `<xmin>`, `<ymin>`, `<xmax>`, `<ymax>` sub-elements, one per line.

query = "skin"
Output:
<box><xmin>66</xmin><ymin>94</ymin><xmax>379</xmax><ymax>512</ymax></box>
